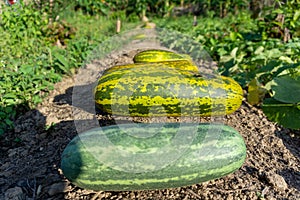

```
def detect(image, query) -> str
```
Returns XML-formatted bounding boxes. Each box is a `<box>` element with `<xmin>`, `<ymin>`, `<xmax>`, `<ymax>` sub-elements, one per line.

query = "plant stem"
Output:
<box><xmin>263</xmin><ymin>103</ymin><xmax>296</xmax><ymax>107</ymax></box>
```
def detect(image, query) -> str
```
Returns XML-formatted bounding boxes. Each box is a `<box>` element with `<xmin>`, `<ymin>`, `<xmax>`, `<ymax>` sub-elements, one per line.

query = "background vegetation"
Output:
<box><xmin>0</xmin><ymin>0</ymin><xmax>299</xmax><ymax>139</ymax></box>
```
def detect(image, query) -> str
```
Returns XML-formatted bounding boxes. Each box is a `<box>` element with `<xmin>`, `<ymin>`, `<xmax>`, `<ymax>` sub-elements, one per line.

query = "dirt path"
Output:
<box><xmin>1</xmin><ymin>46</ymin><xmax>300</xmax><ymax>199</ymax></box>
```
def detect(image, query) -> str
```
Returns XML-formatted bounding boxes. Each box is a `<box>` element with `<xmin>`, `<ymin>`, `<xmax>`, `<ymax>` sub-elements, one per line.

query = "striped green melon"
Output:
<box><xmin>94</xmin><ymin>65</ymin><xmax>243</xmax><ymax>117</ymax></box>
<box><xmin>61</xmin><ymin>123</ymin><xmax>246</xmax><ymax>191</ymax></box>
<box><xmin>133</xmin><ymin>49</ymin><xmax>192</xmax><ymax>63</ymax></box>
<box><xmin>103</xmin><ymin>60</ymin><xmax>199</xmax><ymax>75</ymax></box>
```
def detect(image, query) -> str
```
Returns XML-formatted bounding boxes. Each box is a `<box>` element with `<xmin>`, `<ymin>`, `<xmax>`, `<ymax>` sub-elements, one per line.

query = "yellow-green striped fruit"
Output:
<box><xmin>103</xmin><ymin>60</ymin><xmax>198</xmax><ymax>75</ymax></box>
<box><xmin>133</xmin><ymin>49</ymin><xmax>192</xmax><ymax>63</ymax></box>
<box><xmin>94</xmin><ymin>65</ymin><xmax>243</xmax><ymax>117</ymax></box>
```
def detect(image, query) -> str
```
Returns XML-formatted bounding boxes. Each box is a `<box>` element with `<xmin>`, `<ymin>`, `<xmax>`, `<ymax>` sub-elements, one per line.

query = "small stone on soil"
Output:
<box><xmin>4</xmin><ymin>187</ymin><xmax>26</xmax><ymax>200</ymax></box>
<box><xmin>266</xmin><ymin>172</ymin><xmax>288</xmax><ymax>191</ymax></box>
<box><xmin>46</xmin><ymin>182</ymin><xmax>69</xmax><ymax>196</ymax></box>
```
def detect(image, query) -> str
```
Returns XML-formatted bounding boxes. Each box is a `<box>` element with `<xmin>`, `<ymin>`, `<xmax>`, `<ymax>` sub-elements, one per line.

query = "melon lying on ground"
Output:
<box><xmin>133</xmin><ymin>49</ymin><xmax>192</xmax><ymax>63</ymax></box>
<box><xmin>94</xmin><ymin>65</ymin><xmax>243</xmax><ymax>117</ymax></box>
<box><xmin>61</xmin><ymin>123</ymin><xmax>246</xmax><ymax>191</ymax></box>
<box><xmin>102</xmin><ymin>60</ymin><xmax>199</xmax><ymax>75</ymax></box>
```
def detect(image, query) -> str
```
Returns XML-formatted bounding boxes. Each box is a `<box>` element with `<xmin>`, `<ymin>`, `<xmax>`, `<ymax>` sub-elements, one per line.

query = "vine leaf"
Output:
<box><xmin>262</xmin><ymin>98</ymin><xmax>300</xmax><ymax>130</ymax></box>
<box><xmin>271</xmin><ymin>75</ymin><xmax>300</xmax><ymax>103</ymax></box>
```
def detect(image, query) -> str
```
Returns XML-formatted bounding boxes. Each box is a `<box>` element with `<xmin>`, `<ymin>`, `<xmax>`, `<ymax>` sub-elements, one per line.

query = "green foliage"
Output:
<box><xmin>258</xmin><ymin>0</ymin><xmax>300</xmax><ymax>40</ymax></box>
<box><xmin>73</xmin><ymin>0</ymin><xmax>151</xmax><ymax>17</ymax></box>
<box><xmin>157</xmin><ymin>13</ymin><xmax>300</xmax><ymax>84</ymax></box>
<box><xmin>262</xmin><ymin>74</ymin><xmax>300</xmax><ymax>130</ymax></box>
<box><xmin>0</xmin><ymin>106</ymin><xmax>15</xmax><ymax>136</ymax></box>
<box><xmin>270</xmin><ymin>75</ymin><xmax>300</xmax><ymax>103</ymax></box>
<box><xmin>262</xmin><ymin>99</ymin><xmax>300</xmax><ymax>130</ymax></box>
<box><xmin>193</xmin><ymin>0</ymin><xmax>250</xmax><ymax>17</ymax></box>
<box><xmin>31</xmin><ymin>0</ymin><xmax>73</xmax><ymax>20</ymax></box>
<box><xmin>0</xmin><ymin>60</ymin><xmax>62</xmax><ymax>135</ymax></box>
<box><xmin>1</xmin><ymin>3</ymin><xmax>48</xmax><ymax>38</ymax></box>
<box><xmin>74</xmin><ymin>0</ymin><xmax>110</xmax><ymax>15</ymax></box>
<box><xmin>252</xmin><ymin>0</ymin><xmax>300</xmax><ymax>42</ymax></box>
<box><xmin>0</xmin><ymin>2</ymin><xmax>139</xmax><ymax>137</ymax></box>
<box><xmin>156</xmin><ymin>12</ymin><xmax>300</xmax><ymax>129</ymax></box>
<box><xmin>71</xmin><ymin>0</ymin><xmax>252</xmax><ymax>18</ymax></box>
<box><xmin>0</xmin><ymin>2</ymin><xmax>60</xmax><ymax>137</ymax></box>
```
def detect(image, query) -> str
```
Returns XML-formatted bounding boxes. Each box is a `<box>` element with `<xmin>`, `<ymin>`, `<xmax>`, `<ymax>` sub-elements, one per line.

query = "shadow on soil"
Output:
<box><xmin>275</xmin><ymin>129</ymin><xmax>300</xmax><ymax>192</ymax></box>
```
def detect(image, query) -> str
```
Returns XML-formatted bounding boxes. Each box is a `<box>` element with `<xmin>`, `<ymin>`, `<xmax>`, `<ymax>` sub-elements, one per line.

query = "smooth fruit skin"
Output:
<box><xmin>102</xmin><ymin>60</ymin><xmax>199</xmax><ymax>75</ymax></box>
<box><xmin>133</xmin><ymin>49</ymin><xmax>192</xmax><ymax>63</ymax></box>
<box><xmin>94</xmin><ymin>66</ymin><xmax>243</xmax><ymax>117</ymax></box>
<box><xmin>61</xmin><ymin>123</ymin><xmax>247</xmax><ymax>191</ymax></box>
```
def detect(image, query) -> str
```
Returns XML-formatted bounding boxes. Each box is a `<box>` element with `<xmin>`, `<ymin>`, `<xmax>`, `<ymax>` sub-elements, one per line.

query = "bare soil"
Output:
<box><xmin>1</xmin><ymin>48</ymin><xmax>300</xmax><ymax>200</ymax></box>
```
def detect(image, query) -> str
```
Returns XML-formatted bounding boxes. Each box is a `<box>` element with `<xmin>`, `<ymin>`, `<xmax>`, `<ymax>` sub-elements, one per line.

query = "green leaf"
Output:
<box><xmin>5</xmin><ymin>118</ymin><xmax>14</xmax><ymax>127</ymax></box>
<box><xmin>3</xmin><ymin>93</ymin><xmax>17</xmax><ymax>99</ymax></box>
<box><xmin>293</xmin><ymin>10</ymin><xmax>300</xmax><ymax>21</ymax></box>
<box><xmin>262</xmin><ymin>98</ymin><xmax>300</xmax><ymax>130</ymax></box>
<box><xmin>4</xmin><ymin>99</ymin><xmax>16</xmax><ymax>105</ymax></box>
<box><xmin>265</xmin><ymin>48</ymin><xmax>282</xmax><ymax>59</ymax></box>
<box><xmin>19</xmin><ymin>66</ymin><xmax>34</xmax><ymax>75</ymax></box>
<box><xmin>271</xmin><ymin>75</ymin><xmax>300</xmax><ymax>103</ymax></box>
<box><xmin>276</xmin><ymin>64</ymin><xmax>300</xmax><ymax>78</ymax></box>
<box><xmin>230</xmin><ymin>47</ymin><xmax>238</xmax><ymax>59</ymax></box>
<box><xmin>0</xmin><ymin>128</ymin><xmax>4</xmax><ymax>136</ymax></box>
<box><xmin>254</xmin><ymin>46</ymin><xmax>264</xmax><ymax>55</ymax></box>
<box><xmin>256</xmin><ymin>60</ymin><xmax>281</xmax><ymax>76</ymax></box>
<box><xmin>279</xmin><ymin>56</ymin><xmax>293</xmax><ymax>63</ymax></box>
<box><xmin>0</xmin><ymin>111</ymin><xmax>6</xmax><ymax>118</ymax></box>
<box><xmin>53</xmin><ymin>52</ymin><xmax>69</xmax><ymax>72</ymax></box>
<box><xmin>264</xmin><ymin>79</ymin><xmax>275</xmax><ymax>91</ymax></box>
<box><xmin>229</xmin><ymin>32</ymin><xmax>242</xmax><ymax>41</ymax></box>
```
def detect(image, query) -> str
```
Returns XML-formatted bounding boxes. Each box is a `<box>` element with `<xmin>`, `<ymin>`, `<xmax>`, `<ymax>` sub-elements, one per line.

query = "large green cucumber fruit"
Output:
<box><xmin>61</xmin><ymin>123</ymin><xmax>246</xmax><ymax>191</ymax></box>
<box><xmin>133</xmin><ymin>49</ymin><xmax>192</xmax><ymax>63</ymax></box>
<box><xmin>94</xmin><ymin>66</ymin><xmax>243</xmax><ymax>117</ymax></box>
